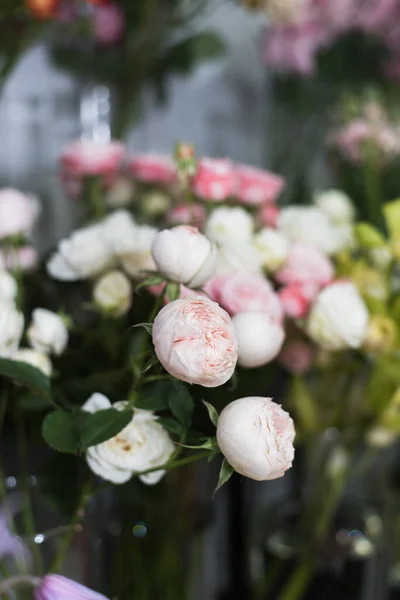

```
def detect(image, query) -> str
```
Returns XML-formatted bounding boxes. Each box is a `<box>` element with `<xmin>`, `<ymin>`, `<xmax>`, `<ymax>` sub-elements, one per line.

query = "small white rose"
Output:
<box><xmin>314</xmin><ymin>189</ymin><xmax>355</xmax><ymax>224</ymax></box>
<box><xmin>217</xmin><ymin>240</ymin><xmax>262</xmax><ymax>275</ymax></box>
<box><xmin>307</xmin><ymin>281</ymin><xmax>369</xmax><ymax>350</ymax></box>
<box><xmin>0</xmin><ymin>270</ymin><xmax>17</xmax><ymax>301</ymax></box>
<box><xmin>101</xmin><ymin>210</ymin><xmax>137</xmax><ymax>255</ymax></box>
<box><xmin>205</xmin><ymin>207</ymin><xmax>253</xmax><ymax>245</ymax></box>
<box><xmin>233</xmin><ymin>311</ymin><xmax>285</xmax><ymax>368</ymax></box>
<box><xmin>27</xmin><ymin>308</ymin><xmax>69</xmax><ymax>356</ymax></box>
<box><xmin>13</xmin><ymin>348</ymin><xmax>52</xmax><ymax>377</ymax></box>
<box><xmin>253</xmin><ymin>227</ymin><xmax>288</xmax><ymax>272</ymax></box>
<box><xmin>151</xmin><ymin>226</ymin><xmax>217</xmax><ymax>288</ymax></box>
<box><xmin>217</xmin><ymin>396</ymin><xmax>295</xmax><ymax>481</ymax></box>
<box><xmin>93</xmin><ymin>270</ymin><xmax>132</xmax><ymax>317</ymax></box>
<box><xmin>0</xmin><ymin>299</ymin><xmax>24</xmax><ymax>357</ymax></box>
<box><xmin>278</xmin><ymin>206</ymin><xmax>341</xmax><ymax>256</ymax></box>
<box><xmin>82</xmin><ymin>394</ymin><xmax>175</xmax><ymax>485</ymax></box>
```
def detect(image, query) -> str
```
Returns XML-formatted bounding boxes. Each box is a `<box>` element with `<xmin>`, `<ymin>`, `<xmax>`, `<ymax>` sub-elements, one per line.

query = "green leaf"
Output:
<box><xmin>136</xmin><ymin>381</ymin><xmax>170</xmax><ymax>411</ymax></box>
<box><xmin>131</xmin><ymin>323</ymin><xmax>153</xmax><ymax>335</ymax></box>
<box><xmin>179</xmin><ymin>436</ymin><xmax>218</xmax><ymax>451</ymax></box>
<box><xmin>79</xmin><ymin>408</ymin><xmax>133</xmax><ymax>448</ymax></box>
<box><xmin>384</xmin><ymin>199</ymin><xmax>400</xmax><ymax>241</ymax></box>
<box><xmin>166</xmin><ymin>282</ymin><xmax>181</xmax><ymax>303</ymax></box>
<box><xmin>136</xmin><ymin>275</ymin><xmax>165</xmax><ymax>291</ymax></box>
<box><xmin>290</xmin><ymin>376</ymin><xmax>318</xmax><ymax>433</ymax></box>
<box><xmin>202</xmin><ymin>400</ymin><xmax>219</xmax><ymax>426</ymax></box>
<box><xmin>355</xmin><ymin>222</ymin><xmax>386</xmax><ymax>249</ymax></box>
<box><xmin>208</xmin><ymin>448</ymin><xmax>220</xmax><ymax>463</ymax></box>
<box><xmin>19</xmin><ymin>394</ymin><xmax>51</xmax><ymax>411</ymax></box>
<box><xmin>157</xmin><ymin>417</ymin><xmax>185</xmax><ymax>436</ymax></box>
<box><xmin>0</xmin><ymin>358</ymin><xmax>51</xmax><ymax>398</ymax></box>
<box><xmin>167</xmin><ymin>384</ymin><xmax>194</xmax><ymax>428</ymax></box>
<box><xmin>213</xmin><ymin>458</ymin><xmax>234</xmax><ymax>497</ymax></box>
<box><xmin>42</xmin><ymin>411</ymin><xmax>81</xmax><ymax>454</ymax></box>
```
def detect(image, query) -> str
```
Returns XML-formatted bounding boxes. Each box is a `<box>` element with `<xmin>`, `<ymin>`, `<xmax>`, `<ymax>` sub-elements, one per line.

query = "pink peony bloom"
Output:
<box><xmin>234</xmin><ymin>165</ymin><xmax>285</xmax><ymax>206</ymax></box>
<box><xmin>206</xmin><ymin>273</ymin><xmax>284</xmax><ymax>321</ymax></box>
<box><xmin>191</xmin><ymin>158</ymin><xmax>236</xmax><ymax>202</ymax></box>
<box><xmin>279</xmin><ymin>283</ymin><xmax>314</xmax><ymax>319</ymax></box>
<box><xmin>60</xmin><ymin>140</ymin><xmax>125</xmax><ymax>182</ymax></box>
<box><xmin>128</xmin><ymin>154</ymin><xmax>177</xmax><ymax>184</ymax></box>
<box><xmin>166</xmin><ymin>203</ymin><xmax>206</xmax><ymax>228</ymax></box>
<box><xmin>0</xmin><ymin>189</ymin><xmax>40</xmax><ymax>240</ymax></box>
<box><xmin>276</xmin><ymin>242</ymin><xmax>334</xmax><ymax>287</ymax></box>
<box><xmin>279</xmin><ymin>340</ymin><xmax>313</xmax><ymax>374</ymax></box>
<box><xmin>34</xmin><ymin>574</ymin><xmax>109</xmax><ymax>600</ymax></box>
<box><xmin>259</xmin><ymin>203</ymin><xmax>281</xmax><ymax>228</ymax></box>
<box><xmin>93</xmin><ymin>4</ymin><xmax>125</xmax><ymax>45</ymax></box>
<box><xmin>152</xmin><ymin>297</ymin><xmax>238</xmax><ymax>387</ymax></box>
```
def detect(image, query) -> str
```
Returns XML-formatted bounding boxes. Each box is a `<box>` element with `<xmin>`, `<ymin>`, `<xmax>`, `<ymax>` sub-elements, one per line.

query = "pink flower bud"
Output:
<box><xmin>128</xmin><ymin>154</ymin><xmax>177</xmax><ymax>184</ymax></box>
<box><xmin>234</xmin><ymin>165</ymin><xmax>285</xmax><ymax>205</ymax></box>
<box><xmin>259</xmin><ymin>203</ymin><xmax>280</xmax><ymax>228</ymax></box>
<box><xmin>278</xmin><ymin>283</ymin><xmax>313</xmax><ymax>319</ymax></box>
<box><xmin>152</xmin><ymin>297</ymin><xmax>238</xmax><ymax>387</ymax></box>
<box><xmin>34</xmin><ymin>574</ymin><xmax>109</xmax><ymax>600</ymax></box>
<box><xmin>191</xmin><ymin>158</ymin><xmax>236</xmax><ymax>201</ymax></box>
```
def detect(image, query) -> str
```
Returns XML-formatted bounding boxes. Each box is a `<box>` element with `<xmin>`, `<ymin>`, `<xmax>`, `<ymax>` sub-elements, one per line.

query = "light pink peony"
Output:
<box><xmin>205</xmin><ymin>273</ymin><xmax>283</xmax><ymax>321</ymax></box>
<box><xmin>0</xmin><ymin>189</ymin><xmax>40</xmax><ymax>240</ymax></box>
<box><xmin>279</xmin><ymin>340</ymin><xmax>313</xmax><ymax>374</ymax></box>
<box><xmin>278</xmin><ymin>282</ymin><xmax>316</xmax><ymax>319</ymax></box>
<box><xmin>259</xmin><ymin>203</ymin><xmax>281</xmax><ymax>228</ymax></box>
<box><xmin>234</xmin><ymin>165</ymin><xmax>285</xmax><ymax>206</ymax></box>
<box><xmin>128</xmin><ymin>154</ymin><xmax>177</xmax><ymax>184</ymax></box>
<box><xmin>34</xmin><ymin>574</ymin><xmax>109</xmax><ymax>600</ymax></box>
<box><xmin>166</xmin><ymin>203</ymin><xmax>206</xmax><ymax>228</ymax></box>
<box><xmin>93</xmin><ymin>4</ymin><xmax>125</xmax><ymax>45</ymax></box>
<box><xmin>60</xmin><ymin>140</ymin><xmax>125</xmax><ymax>181</ymax></box>
<box><xmin>152</xmin><ymin>297</ymin><xmax>238</xmax><ymax>387</ymax></box>
<box><xmin>217</xmin><ymin>397</ymin><xmax>295</xmax><ymax>481</ymax></box>
<box><xmin>191</xmin><ymin>158</ymin><xmax>236</xmax><ymax>202</ymax></box>
<box><xmin>276</xmin><ymin>242</ymin><xmax>334</xmax><ymax>287</ymax></box>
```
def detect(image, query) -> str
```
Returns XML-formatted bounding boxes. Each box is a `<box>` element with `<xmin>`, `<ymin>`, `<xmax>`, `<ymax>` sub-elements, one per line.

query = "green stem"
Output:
<box><xmin>276</xmin><ymin>558</ymin><xmax>314</xmax><ymax>600</ymax></box>
<box><xmin>137</xmin><ymin>451</ymin><xmax>209</xmax><ymax>477</ymax></box>
<box><xmin>89</xmin><ymin>177</ymin><xmax>105</xmax><ymax>220</ymax></box>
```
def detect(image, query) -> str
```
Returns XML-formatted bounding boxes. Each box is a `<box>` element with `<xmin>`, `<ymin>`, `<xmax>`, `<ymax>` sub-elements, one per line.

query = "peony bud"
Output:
<box><xmin>253</xmin><ymin>227</ymin><xmax>288</xmax><ymax>271</ymax></box>
<box><xmin>0</xmin><ymin>189</ymin><xmax>40</xmax><ymax>240</ymax></box>
<box><xmin>217</xmin><ymin>397</ymin><xmax>295</xmax><ymax>481</ymax></box>
<box><xmin>34</xmin><ymin>574</ymin><xmax>109</xmax><ymax>600</ymax></box>
<box><xmin>0</xmin><ymin>271</ymin><xmax>17</xmax><ymax>301</ymax></box>
<box><xmin>232</xmin><ymin>311</ymin><xmax>284</xmax><ymax>368</ymax></box>
<box><xmin>151</xmin><ymin>226</ymin><xmax>217</xmax><ymax>288</ymax></box>
<box><xmin>27</xmin><ymin>309</ymin><xmax>69</xmax><ymax>356</ymax></box>
<box><xmin>93</xmin><ymin>270</ymin><xmax>132</xmax><ymax>317</ymax></box>
<box><xmin>0</xmin><ymin>300</ymin><xmax>24</xmax><ymax>358</ymax></box>
<box><xmin>307</xmin><ymin>281</ymin><xmax>369</xmax><ymax>350</ymax></box>
<box><xmin>152</xmin><ymin>297</ymin><xmax>238</xmax><ymax>387</ymax></box>
<box><xmin>191</xmin><ymin>158</ymin><xmax>236</xmax><ymax>202</ymax></box>
<box><xmin>13</xmin><ymin>349</ymin><xmax>52</xmax><ymax>377</ymax></box>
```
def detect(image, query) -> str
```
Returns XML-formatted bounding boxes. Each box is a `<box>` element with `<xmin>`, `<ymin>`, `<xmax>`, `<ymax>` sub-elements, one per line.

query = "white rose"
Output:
<box><xmin>101</xmin><ymin>210</ymin><xmax>137</xmax><ymax>255</ymax></box>
<box><xmin>119</xmin><ymin>225</ymin><xmax>158</xmax><ymax>279</ymax></box>
<box><xmin>314</xmin><ymin>189</ymin><xmax>355</xmax><ymax>224</ymax></box>
<box><xmin>0</xmin><ymin>271</ymin><xmax>17</xmax><ymax>301</ymax></box>
<box><xmin>47</xmin><ymin>224</ymin><xmax>114</xmax><ymax>281</ymax></box>
<box><xmin>27</xmin><ymin>308</ymin><xmax>68</xmax><ymax>356</ymax></box>
<box><xmin>151</xmin><ymin>226</ymin><xmax>217</xmax><ymax>288</ymax></box>
<box><xmin>233</xmin><ymin>311</ymin><xmax>285</xmax><ymax>368</ymax></box>
<box><xmin>307</xmin><ymin>281</ymin><xmax>369</xmax><ymax>350</ymax></box>
<box><xmin>329</xmin><ymin>223</ymin><xmax>355</xmax><ymax>254</ymax></box>
<box><xmin>13</xmin><ymin>348</ymin><xmax>52</xmax><ymax>376</ymax></box>
<box><xmin>278</xmin><ymin>206</ymin><xmax>340</xmax><ymax>256</ymax></box>
<box><xmin>82</xmin><ymin>393</ymin><xmax>175</xmax><ymax>485</ymax></box>
<box><xmin>253</xmin><ymin>227</ymin><xmax>288</xmax><ymax>271</ymax></box>
<box><xmin>205</xmin><ymin>207</ymin><xmax>253</xmax><ymax>244</ymax></box>
<box><xmin>0</xmin><ymin>299</ymin><xmax>24</xmax><ymax>357</ymax></box>
<box><xmin>217</xmin><ymin>240</ymin><xmax>262</xmax><ymax>275</ymax></box>
<box><xmin>93</xmin><ymin>270</ymin><xmax>132</xmax><ymax>317</ymax></box>
<box><xmin>105</xmin><ymin>178</ymin><xmax>135</xmax><ymax>208</ymax></box>
<box><xmin>217</xmin><ymin>396</ymin><xmax>295</xmax><ymax>481</ymax></box>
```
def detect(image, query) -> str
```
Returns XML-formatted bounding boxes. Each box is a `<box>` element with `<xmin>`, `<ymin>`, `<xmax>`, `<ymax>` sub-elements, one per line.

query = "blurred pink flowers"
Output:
<box><xmin>234</xmin><ymin>164</ymin><xmax>285</xmax><ymax>205</ymax></box>
<box><xmin>93</xmin><ymin>4</ymin><xmax>125</xmax><ymax>45</ymax></box>
<box><xmin>128</xmin><ymin>154</ymin><xmax>177</xmax><ymax>185</ymax></box>
<box><xmin>191</xmin><ymin>158</ymin><xmax>236</xmax><ymax>202</ymax></box>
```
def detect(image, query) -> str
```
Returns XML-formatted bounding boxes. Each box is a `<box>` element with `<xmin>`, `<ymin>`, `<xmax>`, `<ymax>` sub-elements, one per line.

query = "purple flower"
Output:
<box><xmin>34</xmin><ymin>575</ymin><xmax>109</xmax><ymax>600</ymax></box>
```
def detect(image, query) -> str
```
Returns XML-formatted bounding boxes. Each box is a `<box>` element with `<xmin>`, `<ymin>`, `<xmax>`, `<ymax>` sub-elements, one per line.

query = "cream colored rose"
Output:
<box><xmin>27</xmin><ymin>308</ymin><xmax>68</xmax><ymax>355</ymax></box>
<box><xmin>82</xmin><ymin>394</ymin><xmax>175</xmax><ymax>485</ymax></box>
<box><xmin>93</xmin><ymin>270</ymin><xmax>132</xmax><ymax>317</ymax></box>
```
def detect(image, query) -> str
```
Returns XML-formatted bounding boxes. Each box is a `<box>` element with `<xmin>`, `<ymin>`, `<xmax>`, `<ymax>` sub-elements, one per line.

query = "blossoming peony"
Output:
<box><xmin>151</xmin><ymin>226</ymin><xmax>217</xmax><ymax>288</ymax></box>
<box><xmin>93</xmin><ymin>271</ymin><xmax>132</xmax><ymax>317</ymax></box>
<box><xmin>82</xmin><ymin>394</ymin><xmax>175</xmax><ymax>485</ymax></box>
<box><xmin>205</xmin><ymin>206</ymin><xmax>253</xmax><ymax>244</ymax></box>
<box><xmin>191</xmin><ymin>158</ymin><xmax>235</xmax><ymax>201</ymax></box>
<box><xmin>217</xmin><ymin>397</ymin><xmax>295</xmax><ymax>481</ymax></box>
<box><xmin>0</xmin><ymin>189</ymin><xmax>40</xmax><ymax>240</ymax></box>
<box><xmin>0</xmin><ymin>300</ymin><xmax>24</xmax><ymax>357</ymax></box>
<box><xmin>307</xmin><ymin>281</ymin><xmax>369</xmax><ymax>350</ymax></box>
<box><xmin>234</xmin><ymin>165</ymin><xmax>285</xmax><ymax>205</ymax></box>
<box><xmin>233</xmin><ymin>311</ymin><xmax>284</xmax><ymax>368</ymax></box>
<box><xmin>253</xmin><ymin>227</ymin><xmax>288</xmax><ymax>271</ymax></box>
<box><xmin>27</xmin><ymin>309</ymin><xmax>68</xmax><ymax>356</ymax></box>
<box><xmin>152</xmin><ymin>297</ymin><xmax>238</xmax><ymax>387</ymax></box>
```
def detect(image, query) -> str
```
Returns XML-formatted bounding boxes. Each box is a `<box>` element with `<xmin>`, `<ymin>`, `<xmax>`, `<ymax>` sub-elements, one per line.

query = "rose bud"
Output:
<box><xmin>151</xmin><ymin>226</ymin><xmax>217</xmax><ymax>288</ymax></box>
<box><xmin>0</xmin><ymin>189</ymin><xmax>40</xmax><ymax>241</ymax></box>
<box><xmin>0</xmin><ymin>271</ymin><xmax>17</xmax><ymax>301</ymax></box>
<box><xmin>191</xmin><ymin>158</ymin><xmax>236</xmax><ymax>202</ymax></box>
<box><xmin>217</xmin><ymin>397</ymin><xmax>295</xmax><ymax>481</ymax></box>
<box><xmin>13</xmin><ymin>349</ymin><xmax>52</xmax><ymax>377</ymax></box>
<box><xmin>34</xmin><ymin>574</ymin><xmax>109</xmax><ymax>600</ymax></box>
<box><xmin>232</xmin><ymin>311</ymin><xmax>284</xmax><ymax>368</ymax></box>
<box><xmin>234</xmin><ymin>165</ymin><xmax>285</xmax><ymax>205</ymax></box>
<box><xmin>27</xmin><ymin>309</ymin><xmax>69</xmax><ymax>356</ymax></box>
<box><xmin>93</xmin><ymin>270</ymin><xmax>132</xmax><ymax>317</ymax></box>
<box><xmin>128</xmin><ymin>154</ymin><xmax>177</xmax><ymax>184</ymax></box>
<box><xmin>307</xmin><ymin>281</ymin><xmax>369</xmax><ymax>350</ymax></box>
<box><xmin>152</xmin><ymin>297</ymin><xmax>238</xmax><ymax>387</ymax></box>
<box><xmin>0</xmin><ymin>299</ymin><xmax>24</xmax><ymax>358</ymax></box>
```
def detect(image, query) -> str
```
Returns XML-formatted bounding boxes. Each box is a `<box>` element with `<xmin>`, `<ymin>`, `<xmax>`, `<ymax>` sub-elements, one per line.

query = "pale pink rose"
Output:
<box><xmin>217</xmin><ymin>397</ymin><xmax>295</xmax><ymax>481</ymax></box>
<box><xmin>128</xmin><ymin>154</ymin><xmax>177</xmax><ymax>184</ymax></box>
<box><xmin>234</xmin><ymin>165</ymin><xmax>285</xmax><ymax>206</ymax></box>
<box><xmin>93</xmin><ymin>4</ymin><xmax>124</xmax><ymax>44</ymax></box>
<box><xmin>3</xmin><ymin>246</ymin><xmax>39</xmax><ymax>272</ymax></box>
<box><xmin>259</xmin><ymin>204</ymin><xmax>280</xmax><ymax>228</ymax></box>
<box><xmin>279</xmin><ymin>340</ymin><xmax>313</xmax><ymax>374</ymax></box>
<box><xmin>206</xmin><ymin>273</ymin><xmax>283</xmax><ymax>321</ymax></box>
<box><xmin>276</xmin><ymin>242</ymin><xmax>334</xmax><ymax>287</ymax></box>
<box><xmin>0</xmin><ymin>189</ymin><xmax>40</xmax><ymax>240</ymax></box>
<box><xmin>279</xmin><ymin>283</ymin><xmax>313</xmax><ymax>319</ymax></box>
<box><xmin>60</xmin><ymin>140</ymin><xmax>125</xmax><ymax>182</ymax></box>
<box><xmin>166</xmin><ymin>203</ymin><xmax>206</xmax><ymax>228</ymax></box>
<box><xmin>152</xmin><ymin>297</ymin><xmax>238</xmax><ymax>387</ymax></box>
<box><xmin>191</xmin><ymin>158</ymin><xmax>236</xmax><ymax>202</ymax></box>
